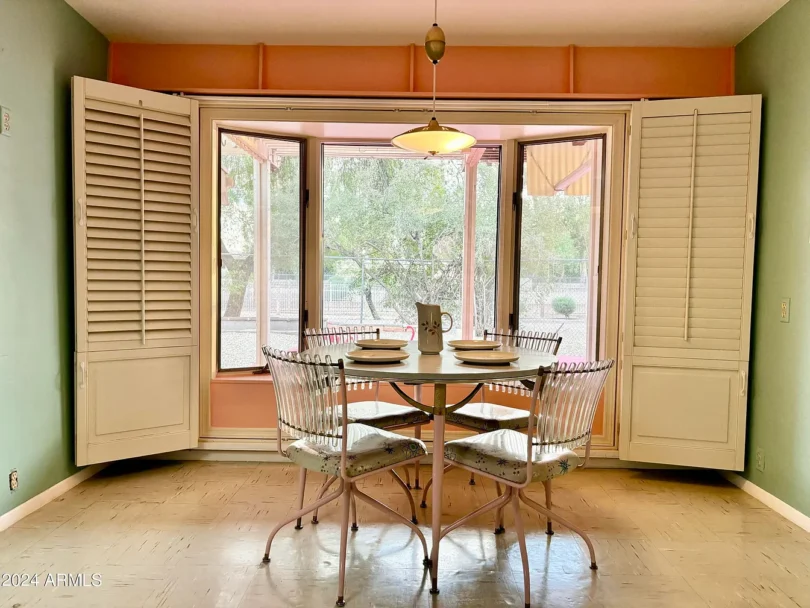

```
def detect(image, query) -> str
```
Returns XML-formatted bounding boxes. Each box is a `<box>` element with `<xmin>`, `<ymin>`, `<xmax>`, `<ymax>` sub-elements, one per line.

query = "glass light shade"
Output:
<box><xmin>391</xmin><ymin>118</ymin><xmax>477</xmax><ymax>155</ymax></box>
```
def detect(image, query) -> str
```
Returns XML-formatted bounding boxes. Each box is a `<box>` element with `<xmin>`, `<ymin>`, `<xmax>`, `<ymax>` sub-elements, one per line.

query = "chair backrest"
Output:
<box><xmin>483</xmin><ymin>329</ymin><xmax>562</xmax><ymax>396</ymax></box>
<box><xmin>303</xmin><ymin>326</ymin><xmax>380</xmax><ymax>349</ymax></box>
<box><xmin>484</xmin><ymin>328</ymin><xmax>562</xmax><ymax>354</ymax></box>
<box><xmin>529</xmin><ymin>360</ymin><xmax>614</xmax><ymax>453</ymax></box>
<box><xmin>303</xmin><ymin>326</ymin><xmax>382</xmax><ymax>393</ymax></box>
<box><xmin>263</xmin><ymin>347</ymin><xmax>348</xmax><ymax>461</ymax></box>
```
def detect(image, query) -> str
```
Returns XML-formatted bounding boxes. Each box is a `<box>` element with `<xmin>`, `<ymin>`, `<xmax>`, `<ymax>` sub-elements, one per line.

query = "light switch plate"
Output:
<box><xmin>780</xmin><ymin>298</ymin><xmax>791</xmax><ymax>323</ymax></box>
<box><xmin>0</xmin><ymin>106</ymin><xmax>10</xmax><ymax>137</ymax></box>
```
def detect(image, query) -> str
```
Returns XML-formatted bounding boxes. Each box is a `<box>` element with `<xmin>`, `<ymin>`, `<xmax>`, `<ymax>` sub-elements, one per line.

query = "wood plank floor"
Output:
<box><xmin>2</xmin><ymin>462</ymin><xmax>810</xmax><ymax>607</ymax></box>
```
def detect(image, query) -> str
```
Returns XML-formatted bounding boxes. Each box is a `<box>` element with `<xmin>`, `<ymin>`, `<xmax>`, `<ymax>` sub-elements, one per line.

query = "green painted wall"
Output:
<box><xmin>736</xmin><ymin>0</ymin><xmax>810</xmax><ymax>516</ymax></box>
<box><xmin>0</xmin><ymin>0</ymin><xmax>107</xmax><ymax>515</ymax></box>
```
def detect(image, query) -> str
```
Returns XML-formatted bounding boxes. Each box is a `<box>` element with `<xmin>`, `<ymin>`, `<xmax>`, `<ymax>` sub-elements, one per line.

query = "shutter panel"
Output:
<box><xmin>632</xmin><ymin>107</ymin><xmax>754</xmax><ymax>360</ymax></box>
<box><xmin>620</xmin><ymin>96</ymin><xmax>760</xmax><ymax>471</ymax></box>
<box><xmin>79</xmin><ymin>88</ymin><xmax>196</xmax><ymax>351</ymax></box>
<box><xmin>73</xmin><ymin>77</ymin><xmax>199</xmax><ymax>465</ymax></box>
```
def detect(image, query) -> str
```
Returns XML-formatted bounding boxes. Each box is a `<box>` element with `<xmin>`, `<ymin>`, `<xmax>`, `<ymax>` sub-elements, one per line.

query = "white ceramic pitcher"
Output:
<box><xmin>416</xmin><ymin>302</ymin><xmax>453</xmax><ymax>354</ymax></box>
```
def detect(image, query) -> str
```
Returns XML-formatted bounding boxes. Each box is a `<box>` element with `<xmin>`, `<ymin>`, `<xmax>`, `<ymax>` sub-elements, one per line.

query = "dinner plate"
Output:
<box><xmin>345</xmin><ymin>349</ymin><xmax>410</xmax><ymax>364</ymax></box>
<box><xmin>355</xmin><ymin>338</ymin><xmax>409</xmax><ymax>350</ymax></box>
<box><xmin>454</xmin><ymin>351</ymin><xmax>520</xmax><ymax>365</ymax></box>
<box><xmin>447</xmin><ymin>339</ymin><xmax>501</xmax><ymax>351</ymax></box>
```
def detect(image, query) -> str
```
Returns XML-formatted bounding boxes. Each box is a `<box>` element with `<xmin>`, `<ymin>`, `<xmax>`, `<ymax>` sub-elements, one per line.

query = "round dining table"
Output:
<box><xmin>302</xmin><ymin>340</ymin><xmax>557</xmax><ymax>594</ymax></box>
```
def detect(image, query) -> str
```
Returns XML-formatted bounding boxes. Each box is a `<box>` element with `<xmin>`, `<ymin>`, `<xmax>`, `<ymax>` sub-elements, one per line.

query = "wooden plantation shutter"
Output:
<box><xmin>620</xmin><ymin>96</ymin><xmax>760</xmax><ymax>471</ymax></box>
<box><xmin>73</xmin><ymin>78</ymin><xmax>199</xmax><ymax>465</ymax></box>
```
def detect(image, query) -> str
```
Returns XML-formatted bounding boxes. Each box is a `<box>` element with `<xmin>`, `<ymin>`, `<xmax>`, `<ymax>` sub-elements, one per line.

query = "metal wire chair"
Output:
<box><xmin>482</xmin><ymin>328</ymin><xmax>562</xmax><ymax>396</ymax></box>
<box><xmin>303</xmin><ymin>326</ymin><xmax>381</xmax><ymax>393</ymax></box>
<box><xmin>440</xmin><ymin>359</ymin><xmax>614</xmax><ymax>608</ymax></box>
<box><xmin>261</xmin><ymin>348</ymin><xmax>429</xmax><ymax>607</ymax></box>
<box><xmin>303</xmin><ymin>326</ymin><xmax>429</xmax><ymax>500</ymax></box>
<box><xmin>421</xmin><ymin>329</ymin><xmax>562</xmax><ymax>509</ymax></box>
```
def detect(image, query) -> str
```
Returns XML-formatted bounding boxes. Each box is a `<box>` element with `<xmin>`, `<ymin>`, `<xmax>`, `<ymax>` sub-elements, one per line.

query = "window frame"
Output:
<box><xmin>216</xmin><ymin>127</ymin><xmax>309</xmax><ymax>372</ymax></box>
<box><xmin>198</xmin><ymin>101</ymin><xmax>628</xmax><ymax>452</ymax></box>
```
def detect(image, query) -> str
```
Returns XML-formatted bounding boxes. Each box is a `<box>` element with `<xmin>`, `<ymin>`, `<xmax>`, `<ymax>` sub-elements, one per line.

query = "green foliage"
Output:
<box><xmin>220</xmin><ymin>152</ymin><xmax>256</xmax><ymax>316</ymax></box>
<box><xmin>324</xmin><ymin>154</ymin><xmax>467</xmax><ymax>325</ymax></box>
<box><xmin>268</xmin><ymin>156</ymin><xmax>302</xmax><ymax>275</ymax></box>
<box><xmin>220</xmin><ymin>143</ymin><xmax>301</xmax><ymax>316</ymax></box>
<box><xmin>552</xmin><ymin>295</ymin><xmax>576</xmax><ymax>318</ymax></box>
<box><xmin>517</xmin><ymin>184</ymin><xmax>591</xmax><ymax>316</ymax></box>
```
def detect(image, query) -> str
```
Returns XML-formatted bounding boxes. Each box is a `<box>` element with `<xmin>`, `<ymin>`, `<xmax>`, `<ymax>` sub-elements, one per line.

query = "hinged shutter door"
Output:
<box><xmin>73</xmin><ymin>77</ymin><xmax>199</xmax><ymax>465</ymax></box>
<box><xmin>620</xmin><ymin>95</ymin><xmax>760</xmax><ymax>470</ymax></box>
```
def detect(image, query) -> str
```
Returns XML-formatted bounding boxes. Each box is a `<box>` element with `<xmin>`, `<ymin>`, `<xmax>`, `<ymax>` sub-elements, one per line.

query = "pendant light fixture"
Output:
<box><xmin>391</xmin><ymin>0</ymin><xmax>476</xmax><ymax>155</ymax></box>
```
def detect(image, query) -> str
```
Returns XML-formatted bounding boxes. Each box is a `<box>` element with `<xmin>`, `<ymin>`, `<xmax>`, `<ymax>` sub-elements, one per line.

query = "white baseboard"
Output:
<box><xmin>0</xmin><ymin>464</ymin><xmax>107</xmax><ymax>532</ymax></box>
<box><xmin>149</xmin><ymin>440</ymin><xmax>677</xmax><ymax>469</ymax></box>
<box><xmin>723</xmin><ymin>472</ymin><xmax>810</xmax><ymax>534</ymax></box>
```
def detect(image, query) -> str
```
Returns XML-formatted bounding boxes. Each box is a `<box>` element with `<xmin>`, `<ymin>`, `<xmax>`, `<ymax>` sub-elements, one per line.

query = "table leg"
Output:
<box><xmin>429</xmin><ymin>383</ymin><xmax>446</xmax><ymax>595</ymax></box>
<box><xmin>414</xmin><ymin>385</ymin><xmax>422</xmax><ymax>489</ymax></box>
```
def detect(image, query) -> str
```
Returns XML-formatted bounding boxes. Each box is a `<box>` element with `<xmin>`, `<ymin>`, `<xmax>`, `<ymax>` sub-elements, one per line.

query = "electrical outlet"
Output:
<box><xmin>9</xmin><ymin>469</ymin><xmax>18</xmax><ymax>491</ymax></box>
<box><xmin>780</xmin><ymin>298</ymin><xmax>791</xmax><ymax>323</ymax></box>
<box><xmin>0</xmin><ymin>106</ymin><xmax>10</xmax><ymax>137</ymax></box>
<box><xmin>755</xmin><ymin>448</ymin><xmax>766</xmax><ymax>473</ymax></box>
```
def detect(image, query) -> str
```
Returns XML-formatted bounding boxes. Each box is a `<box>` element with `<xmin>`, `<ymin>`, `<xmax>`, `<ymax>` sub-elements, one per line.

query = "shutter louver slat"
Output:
<box><xmin>143</xmin><ymin>121</ymin><xmax>190</xmax><ymax>137</ymax></box>
<box><xmin>80</xmin><ymin>91</ymin><xmax>195</xmax><ymax>350</ymax></box>
<box><xmin>143</xmin><ymin>151</ymin><xmax>191</xmax><ymax>167</ymax></box>
<box><xmin>85</xmin><ymin>98</ymin><xmax>191</xmax><ymax>126</ymax></box>
<box><xmin>145</xmin><ymin>191</ymin><xmax>192</xmax><ymax>205</ymax></box>
<box><xmin>146</xmin><ymin>161</ymin><xmax>191</xmax><ymax>176</ymax></box>
<box><xmin>145</xmin><ymin>201</ymin><xmax>192</xmax><ymax>215</ymax></box>
<box><xmin>144</xmin><ymin>171</ymin><xmax>191</xmax><ymax>186</ymax></box>
<box><xmin>632</xmin><ymin>109</ymin><xmax>753</xmax><ymax>355</ymax></box>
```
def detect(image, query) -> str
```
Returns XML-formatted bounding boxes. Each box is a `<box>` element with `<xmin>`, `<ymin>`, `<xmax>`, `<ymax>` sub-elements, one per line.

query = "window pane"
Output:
<box><xmin>321</xmin><ymin>144</ymin><xmax>500</xmax><ymax>341</ymax></box>
<box><xmin>219</xmin><ymin>132</ymin><xmax>302</xmax><ymax>369</ymax></box>
<box><xmin>517</xmin><ymin>138</ymin><xmax>603</xmax><ymax>361</ymax></box>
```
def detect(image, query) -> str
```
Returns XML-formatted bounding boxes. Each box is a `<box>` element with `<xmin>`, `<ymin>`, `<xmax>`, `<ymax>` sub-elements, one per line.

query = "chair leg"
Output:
<box><xmin>510</xmin><ymin>489</ymin><xmax>531</xmax><ymax>608</ymax></box>
<box><xmin>494</xmin><ymin>482</ymin><xmax>505</xmax><ymax>534</ymax></box>
<box><xmin>353</xmin><ymin>486</ymin><xmax>430</xmax><ymax>566</ymax></box>
<box><xmin>389</xmin><ymin>469</ymin><xmax>418</xmax><ymax>524</ymax></box>
<box><xmin>469</xmin><ymin>471</ymin><xmax>476</xmax><ymax>486</ymax></box>
<box><xmin>413</xmin><ymin>425</ymin><xmax>422</xmax><ymax>489</ymax></box>
<box><xmin>404</xmin><ymin>465</ymin><xmax>412</xmax><ymax>489</ymax></box>
<box><xmin>295</xmin><ymin>467</ymin><xmax>307</xmax><ymax>529</ymax></box>
<box><xmin>350</xmin><ymin>492</ymin><xmax>358</xmax><ymax>532</ymax></box>
<box><xmin>439</xmin><ymin>488</ymin><xmax>511</xmax><ymax>541</ymax></box>
<box><xmin>419</xmin><ymin>463</ymin><xmax>454</xmax><ymax>509</ymax></box>
<box><xmin>519</xmin><ymin>489</ymin><xmax>597</xmax><ymax>570</ymax></box>
<box><xmin>544</xmin><ymin>480</ymin><xmax>553</xmax><ymax>535</ymax></box>
<box><xmin>312</xmin><ymin>474</ymin><xmax>338</xmax><ymax>524</ymax></box>
<box><xmin>336</xmin><ymin>482</ymin><xmax>352</xmax><ymax>607</ymax></box>
<box><xmin>578</xmin><ymin>439</ymin><xmax>592</xmax><ymax>469</ymax></box>
<box><xmin>263</xmin><ymin>476</ymin><xmax>344</xmax><ymax>563</ymax></box>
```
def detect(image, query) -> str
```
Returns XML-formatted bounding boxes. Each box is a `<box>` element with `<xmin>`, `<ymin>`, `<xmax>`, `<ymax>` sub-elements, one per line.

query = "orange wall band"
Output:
<box><xmin>209</xmin><ymin>378</ymin><xmax>605</xmax><ymax>438</ymax></box>
<box><xmin>109</xmin><ymin>43</ymin><xmax>734</xmax><ymax>99</ymax></box>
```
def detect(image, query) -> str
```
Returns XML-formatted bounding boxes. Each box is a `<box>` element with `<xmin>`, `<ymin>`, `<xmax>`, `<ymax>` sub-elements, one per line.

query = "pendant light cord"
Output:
<box><xmin>432</xmin><ymin>63</ymin><xmax>437</xmax><ymax>117</ymax></box>
<box><xmin>431</xmin><ymin>0</ymin><xmax>438</xmax><ymax>117</ymax></box>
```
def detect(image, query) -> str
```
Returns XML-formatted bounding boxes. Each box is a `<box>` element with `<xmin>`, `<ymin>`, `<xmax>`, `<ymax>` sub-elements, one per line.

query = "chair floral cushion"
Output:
<box><xmin>447</xmin><ymin>402</ymin><xmax>533</xmax><ymax>432</ymax></box>
<box><xmin>444</xmin><ymin>429</ymin><xmax>580</xmax><ymax>484</ymax></box>
<box><xmin>286</xmin><ymin>423</ymin><xmax>427</xmax><ymax>478</ymax></box>
<box><xmin>346</xmin><ymin>401</ymin><xmax>430</xmax><ymax>429</ymax></box>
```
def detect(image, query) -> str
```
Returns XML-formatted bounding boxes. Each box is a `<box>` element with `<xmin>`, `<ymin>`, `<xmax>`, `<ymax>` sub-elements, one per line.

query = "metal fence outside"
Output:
<box><xmin>221</xmin><ymin>256</ymin><xmax>591</xmax><ymax>367</ymax></box>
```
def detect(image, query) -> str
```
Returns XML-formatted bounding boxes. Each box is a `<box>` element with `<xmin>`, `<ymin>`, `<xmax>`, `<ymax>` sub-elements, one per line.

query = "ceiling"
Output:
<box><xmin>65</xmin><ymin>0</ymin><xmax>787</xmax><ymax>47</ymax></box>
